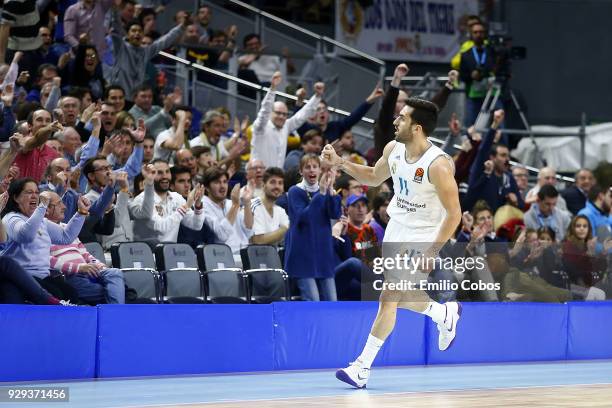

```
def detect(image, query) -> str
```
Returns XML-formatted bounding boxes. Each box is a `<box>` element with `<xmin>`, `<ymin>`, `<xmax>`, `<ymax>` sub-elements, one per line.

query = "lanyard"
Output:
<box><xmin>472</xmin><ymin>47</ymin><xmax>487</xmax><ymax>67</ymax></box>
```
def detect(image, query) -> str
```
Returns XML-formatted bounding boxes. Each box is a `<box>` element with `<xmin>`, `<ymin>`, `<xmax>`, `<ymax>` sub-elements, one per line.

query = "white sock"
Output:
<box><xmin>421</xmin><ymin>301</ymin><xmax>446</xmax><ymax>325</ymax></box>
<box><xmin>356</xmin><ymin>334</ymin><xmax>384</xmax><ymax>369</ymax></box>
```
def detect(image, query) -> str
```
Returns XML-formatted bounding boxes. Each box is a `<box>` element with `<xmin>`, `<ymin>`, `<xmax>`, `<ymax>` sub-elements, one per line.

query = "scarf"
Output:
<box><xmin>296</xmin><ymin>179</ymin><xmax>319</xmax><ymax>194</ymax></box>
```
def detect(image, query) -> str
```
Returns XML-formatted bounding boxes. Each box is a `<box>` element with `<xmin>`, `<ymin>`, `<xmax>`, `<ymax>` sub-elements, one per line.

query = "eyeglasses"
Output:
<box><xmin>273</xmin><ymin>111</ymin><xmax>288</xmax><ymax>117</ymax></box>
<box><xmin>85</xmin><ymin>53</ymin><xmax>97</xmax><ymax>59</ymax></box>
<box><xmin>94</xmin><ymin>165</ymin><xmax>112</xmax><ymax>172</ymax></box>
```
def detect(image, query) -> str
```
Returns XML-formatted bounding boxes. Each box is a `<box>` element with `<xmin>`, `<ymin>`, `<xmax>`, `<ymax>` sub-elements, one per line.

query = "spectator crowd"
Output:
<box><xmin>0</xmin><ymin>3</ymin><xmax>609</xmax><ymax>305</ymax></box>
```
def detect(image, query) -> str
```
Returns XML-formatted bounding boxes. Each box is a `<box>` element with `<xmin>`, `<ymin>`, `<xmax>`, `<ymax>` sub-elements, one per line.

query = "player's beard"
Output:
<box><xmin>395</xmin><ymin>125</ymin><xmax>413</xmax><ymax>143</ymax></box>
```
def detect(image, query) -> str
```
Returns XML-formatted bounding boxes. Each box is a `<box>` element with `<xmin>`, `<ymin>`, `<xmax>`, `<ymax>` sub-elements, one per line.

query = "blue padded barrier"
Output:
<box><xmin>273</xmin><ymin>302</ymin><xmax>426</xmax><ymax>370</ymax></box>
<box><xmin>567</xmin><ymin>301</ymin><xmax>612</xmax><ymax>360</ymax></box>
<box><xmin>427</xmin><ymin>303</ymin><xmax>568</xmax><ymax>364</ymax></box>
<box><xmin>0</xmin><ymin>305</ymin><xmax>97</xmax><ymax>382</ymax></box>
<box><xmin>96</xmin><ymin>304</ymin><xmax>274</xmax><ymax>378</ymax></box>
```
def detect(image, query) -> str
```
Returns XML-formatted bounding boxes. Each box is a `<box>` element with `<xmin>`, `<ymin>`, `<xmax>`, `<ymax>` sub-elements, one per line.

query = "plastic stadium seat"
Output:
<box><xmin>110</xmin><ymin>242</ymin><xmax>160</xmax><ymax>303</ymax></box>
<box><xmin>197</xmin><ymin>244</ymin><xmax>248</xmax><ymax>304</ymax></box>
<box><xmin>240</xmin><ymin>245</ymin><xmax>290</xmax><ymax>303</ymax></box>
<box><xmin>155</xmin><ymin>244</ymin><xmax>205</xmax><ymax>303</ymax></box>
<box><xmin>84</xmin><ymin>242</ymin><xmax>106</xmax><ymax>265</ymax></box>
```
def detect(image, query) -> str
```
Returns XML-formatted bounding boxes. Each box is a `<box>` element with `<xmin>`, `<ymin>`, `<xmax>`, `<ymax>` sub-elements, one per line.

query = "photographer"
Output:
<box><xmin>459</xmin><ymin>22</ymin><xmax>498</xmax><ymax>127</ymax></box>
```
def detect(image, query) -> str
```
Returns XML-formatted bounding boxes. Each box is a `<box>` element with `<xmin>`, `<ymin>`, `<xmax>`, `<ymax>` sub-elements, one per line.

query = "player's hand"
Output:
<box><xmin>320</xmin><ymin>144</ymin><xmax>342</xmax><ymax>168</ymax></box>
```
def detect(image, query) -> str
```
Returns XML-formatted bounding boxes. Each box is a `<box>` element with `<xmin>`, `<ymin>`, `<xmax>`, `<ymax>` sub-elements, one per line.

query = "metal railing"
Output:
<box><xmin>159</xmin><ymin>52</ymin><xmax>578</xmax><ymax>183</ymax></box>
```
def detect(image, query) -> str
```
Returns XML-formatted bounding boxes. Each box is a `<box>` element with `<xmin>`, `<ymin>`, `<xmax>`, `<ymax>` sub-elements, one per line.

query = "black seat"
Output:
<box><xmin>84</xmin><ymin>241</ymin><xmax>106</xmax><ymax>265</ymax></box>
<box><xmin>197</xmin><ymin>244</ymin><xmax>248</xmax><ymax>304</ymax></box>
<box><xmin>155</xmin><ymin>244</ymin><xmax>205</xmax><ymax>303</ymax></box>
<box><xmin>241</xmin><ymin>245</ymin><xmax>290</xmax><ymax>303</ymax></box>
<box><xmin>111</xmin><ymin>242</ymin><xmax>160</xmax><ymax>303</ymax></box>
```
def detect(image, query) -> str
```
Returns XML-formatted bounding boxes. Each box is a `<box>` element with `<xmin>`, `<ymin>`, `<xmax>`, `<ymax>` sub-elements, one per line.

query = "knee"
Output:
<box><xmin>0</xmin><ymin>256</ymin><xmax>19</xmax><ymax>270</ymax></box>
<box><xmin>104</xmin><ymin>268</ymin><xmax>124</xmax><ymax>280</ymax></box>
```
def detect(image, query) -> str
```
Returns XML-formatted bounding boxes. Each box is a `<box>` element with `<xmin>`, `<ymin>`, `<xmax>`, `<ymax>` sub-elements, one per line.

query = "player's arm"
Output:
<box><xmin>429</xmin><ymin>155</ymin><xmax>462</xmax><ymax>249</ymax></box>
<box><xmin>321</xmin><ymin>141</ymin><xmax>394</xmax><ymax>187</ymax></box>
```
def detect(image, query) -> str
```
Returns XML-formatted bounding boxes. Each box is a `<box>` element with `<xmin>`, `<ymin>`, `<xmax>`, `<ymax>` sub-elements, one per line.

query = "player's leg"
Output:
<box><xmin>398</xmin><ymin>286</ymin><xmax>461</xmax><ymax>351</ymax></box>
<box><xmin>336</xmin><ymin>290</ymin><xmax>401</xmax><ymax>388</ymax></box>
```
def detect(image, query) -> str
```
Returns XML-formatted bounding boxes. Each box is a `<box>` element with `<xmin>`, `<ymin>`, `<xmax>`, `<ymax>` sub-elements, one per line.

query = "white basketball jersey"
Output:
<box><xmin>385</xmin><ymin>141</ymin><xmax>451</xmax><ymax>242</ymax></box>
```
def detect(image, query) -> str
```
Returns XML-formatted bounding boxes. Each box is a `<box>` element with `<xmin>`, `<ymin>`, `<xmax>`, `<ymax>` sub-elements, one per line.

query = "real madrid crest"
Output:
<box><xmin>391</xmin><ymin>162</ymin><xmax>397</xmax><ymax>175</ymax></box>
<box><xmin>340</xmin><ymin>0</ymin><xmax>364</xmax><ymax>42</ymax></box>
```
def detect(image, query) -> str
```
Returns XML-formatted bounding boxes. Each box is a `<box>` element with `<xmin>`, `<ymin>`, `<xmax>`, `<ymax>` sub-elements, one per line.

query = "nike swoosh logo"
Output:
<box><xmin>357</xmin><ymin>373</ymin><xmax>368</xmax><ymax>380</ymax></box>
<box><xmin>446</xmin><ymin>315</ymin><xmax>454</xmax><ymax>332</ymax></box>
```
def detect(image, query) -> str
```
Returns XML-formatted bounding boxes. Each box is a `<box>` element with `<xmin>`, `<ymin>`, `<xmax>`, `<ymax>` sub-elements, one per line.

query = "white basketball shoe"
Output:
<box><xmin>335</xmin><ymin>360</ymin><xmax>370</xmax><ymax>389</ymax></box>
<box><xmin>437</xmin><ymin>302</ymin><xmax>462</xmax><ymax>351</ymax></box>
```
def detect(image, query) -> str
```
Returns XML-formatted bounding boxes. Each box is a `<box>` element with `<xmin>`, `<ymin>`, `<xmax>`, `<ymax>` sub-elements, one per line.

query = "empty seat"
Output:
<box><xmin>84</xmin><ymin>241</ymin><xmax>106</xmax><ymax>265</ymax></box>
<box><xmin>198</xmin><ymin>244</ymin><xmax>248</xmax><ymax>304</ymax></box>
<box><xmin>241</xmin><ymin>245</ymin><xmax>289</xmax><ymax>303</ymax></box>
<box><xmin>155</xmin><ymin>244</ymin><xmax>205</xmax><ymax>303</ymax></box>
<box><xmin>111</xmin><ymin>242</ymin><xmax>160</xmax><ymax>303</ymax></box>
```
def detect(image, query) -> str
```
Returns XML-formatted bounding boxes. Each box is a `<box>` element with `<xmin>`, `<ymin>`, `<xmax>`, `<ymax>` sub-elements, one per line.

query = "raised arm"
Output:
<box><xmin>23</xmin><ymin>122</ymin><xmax>63</xmax><ymax>153</ymax></box>
<box><xmin>286</xmin><ymin>82</ymin><xmax>324</xmax><ymax>132</ymax></box>
<box><xmin>321</xmin><ymin>140</ymin><xmax>394</xmax><ymax>186</ymax></box>
<box><xmin>251</xmin><ymin>72</ymin><xmax>279</xmax><ymax>134</ymax></box>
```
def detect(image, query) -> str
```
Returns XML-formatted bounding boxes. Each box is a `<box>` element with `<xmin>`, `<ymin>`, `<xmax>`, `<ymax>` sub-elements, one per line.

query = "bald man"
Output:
<box><xmin>526</xmin><ymin>167</ymin><xmax>569</xmax><ymax>213</ymax></box>
<box><xmin>176</xmin><ymin>148</ymin><xmax>198</xmax><ymax>179</ymax></box>
<box><xmin>250</xmin><ymin>71</ymin><xmax>324</xmax><ymax>168</ymax></box>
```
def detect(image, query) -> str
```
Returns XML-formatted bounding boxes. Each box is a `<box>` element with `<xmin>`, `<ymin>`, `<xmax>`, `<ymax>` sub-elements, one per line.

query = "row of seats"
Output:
<box><xmin>83</xmin><ymin>242</ymin><xmax>290</xmax><ymax>304</ymax></box>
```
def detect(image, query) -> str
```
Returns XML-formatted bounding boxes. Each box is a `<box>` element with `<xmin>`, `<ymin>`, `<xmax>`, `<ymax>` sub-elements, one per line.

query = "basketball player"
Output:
<box><xmin>321</xmin><ymin>97</ymin><xmax>462</xmax><ymax>389</ymax></box>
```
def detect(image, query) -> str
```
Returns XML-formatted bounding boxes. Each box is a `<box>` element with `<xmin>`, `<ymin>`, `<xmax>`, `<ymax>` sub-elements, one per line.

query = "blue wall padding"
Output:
<box><xmin>2</xmin><ymin>301</ymin><xmax>611</xmax><ymax>382</ymax></box>
<box><xmin>427</xmin><ymin>303</ymin><xmax>569</xmax><ymax>364</ymax></box>
<box><xmin>272</xmin><ymin>302</ymin><xmax>426</xmax><ymax>370</ymax></box>
<box><xmin>567</xmin><ymin>302</ymin><xmax>612</xmax><ymax>360</ymax></box>
<box><xmin>96</xmin><ymin>304</ymin><xmax>274</xmax><ymax>378</ymax></box>
<box><xmin>0</xmin><ymin>305</ymin><xmax>97</xmax><ymax>382</ymax></box>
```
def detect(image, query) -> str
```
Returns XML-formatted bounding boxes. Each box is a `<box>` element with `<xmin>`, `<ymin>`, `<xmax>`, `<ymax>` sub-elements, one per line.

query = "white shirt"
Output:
<box><xmin>129</xmin><ymin>190</ymin><xmax>204</xmax><ymax>243</ymax></box>
<box><xmin>386</xmin><ymin>141</ymin><xmax>451</xmax><ymax>242</ymax></box>
<box><xmin>201</xmin><ymin>195</ymin><xmax>252</xmax><ymax>255</ymax></box>
<box><xmin>250</xmin><ymin>197</ymin><xmax>289</xmax><ymax>243</ymax></box>
<box><xmin>250</xmin><ymin>89</ymin><xmax>320</xmax><ymax>168</ymax></box>
<box><xmin>85</xmin><ymin>188</ymin><xmax>133</xmax><ymax>250</ymax></box>
<box><xmin>154</xmin><ymin>127</ymin><xmax>185</xmax><ymax>163</ymax></box>
<box><xmin>249</xmin><ymin>55</ymin><xmax>282</xmax><ymax>83</ymax></box>
<box><xmin>190</xmin><ymin>133</ymin><xmax>230</xmax><ymax>162</ymax></box>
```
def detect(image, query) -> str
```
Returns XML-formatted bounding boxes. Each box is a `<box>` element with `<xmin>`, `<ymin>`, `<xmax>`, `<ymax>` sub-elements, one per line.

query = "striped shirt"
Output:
<box><xmin>50</xmin><ymin>236</ymin><xmax>102</xmax><ymax>275</ymax></box>
<box><xmin>1</xmin><ymin>0</ymin><xmax>44</xmax><ymax>50</ymax></box>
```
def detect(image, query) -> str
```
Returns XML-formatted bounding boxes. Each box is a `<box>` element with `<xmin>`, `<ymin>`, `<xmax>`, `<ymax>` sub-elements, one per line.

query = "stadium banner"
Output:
<box><xmin>335</xmin><ymin>0</ymin><xmax>479</xmax><ymax>62</ymax></box>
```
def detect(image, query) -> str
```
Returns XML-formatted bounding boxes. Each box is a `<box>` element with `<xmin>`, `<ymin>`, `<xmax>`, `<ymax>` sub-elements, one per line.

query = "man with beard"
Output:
<box><xmin>321</xmin><ymin>97</ymin><xmax>462</xmax><ymax>388</ymax></box>
<box><xmin>465</xmin><ymin>110</ymin><xmax>523</xmax><ymax>213</ymax></box>
<box><xmin>171</xmin><ymin>166</ymin><xmax>217</xmax><ymax>248</ymax></box>
<box><xmin>191</xmin><ymin>110</ymin><xmax>246</xmax><ymax>168</ymax></box>
<box><xmin>129</xmin><ymin>159</ymin><xmax>205</xmax><ymax>243</ymax></box>
<box><xmin>201</xmin><ymin>166</ymin><xmax>253</xmax><ymax>260</ymax></box>
<box><xmin>250</xmin><ymin>167</ymin><xmax>288</xmax><ymax>247</ymax></box>
<box><xmin>578</xmin><ymin>184</ymin><xmax>612</xmax><ymax>239</ymax></box>
<box><xmin>83</xmin><ymin>156</ymin><xmax>136</xmax><ymax>249</ymax></box>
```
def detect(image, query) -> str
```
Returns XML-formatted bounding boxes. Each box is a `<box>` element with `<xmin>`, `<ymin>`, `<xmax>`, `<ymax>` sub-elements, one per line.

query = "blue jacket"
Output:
<box><xmin>465</xmin><ymin>128</ymin><xmax>524</xmax><ymax>212</ymax></box>
<box><xmin>578</xmin><ymin>201</ymin><xmax>612</xmax><ymax>239</ymax></box>
<box><xmin>284</xmin><ymin>186</ymin><xmax>341</xmax><ymax>279</ymax></box>
<box><xmin>297</xmin><ymin>101</ymin><xmax>373</xmax><ymax>143</ymax></box>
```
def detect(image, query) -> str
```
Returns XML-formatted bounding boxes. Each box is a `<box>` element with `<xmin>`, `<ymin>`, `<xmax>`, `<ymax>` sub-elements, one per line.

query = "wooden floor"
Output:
<box><xmin>3</xmin><ymin>361</ymin><xmax>612</xmax><ymax>408</ymax></box>
<box><xmin>143</xmin><ymin>384</ymin><xmax>612</xmax><ymax>408</ymax></box>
